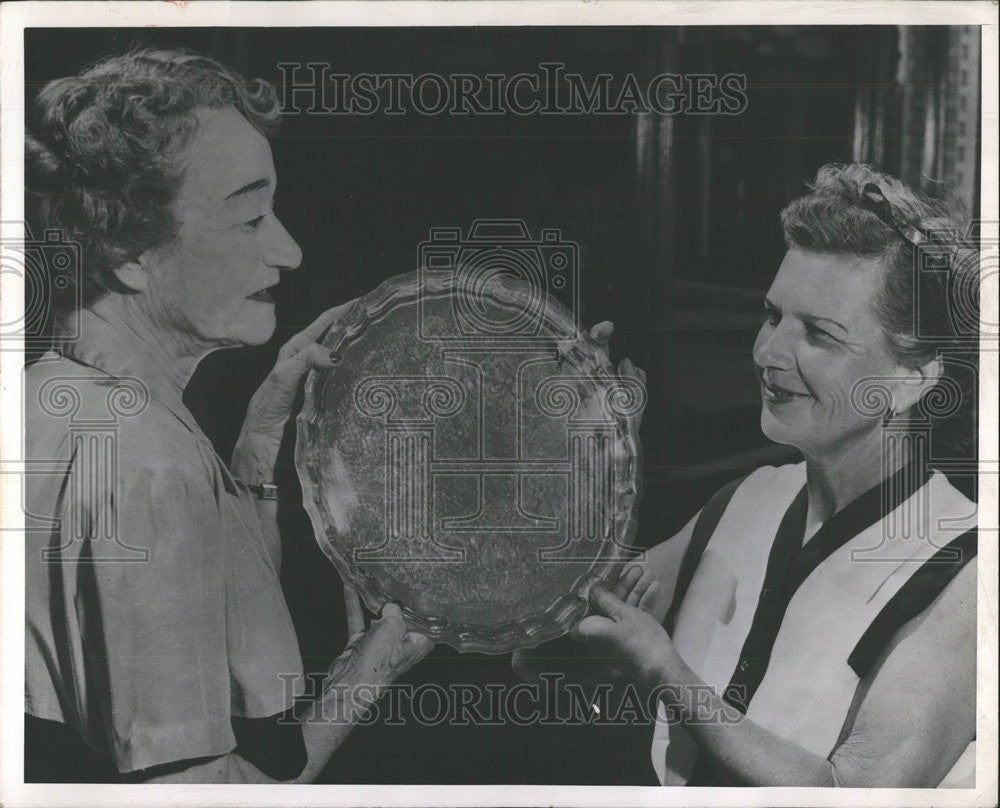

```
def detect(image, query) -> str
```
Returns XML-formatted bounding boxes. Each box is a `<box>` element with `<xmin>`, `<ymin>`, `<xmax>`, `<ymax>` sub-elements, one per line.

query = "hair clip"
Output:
<box><xmin>860</xmin><ymin>182</ymin><xmax>931</xmax><ymax>249</ymax></box>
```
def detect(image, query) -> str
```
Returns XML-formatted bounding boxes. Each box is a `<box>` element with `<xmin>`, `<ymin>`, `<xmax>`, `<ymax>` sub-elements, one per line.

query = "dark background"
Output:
<box><xmin>25</xmin><ymin>26</ymin><xmax>982</xmax><ymax>785</ymax></box>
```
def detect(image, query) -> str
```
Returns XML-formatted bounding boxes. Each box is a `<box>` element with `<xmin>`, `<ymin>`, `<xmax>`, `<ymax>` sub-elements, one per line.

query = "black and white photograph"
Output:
<box><xmin>1</xmin><ymin>2</ymin><xmax>996</xmax><ymax>806</ymax></box>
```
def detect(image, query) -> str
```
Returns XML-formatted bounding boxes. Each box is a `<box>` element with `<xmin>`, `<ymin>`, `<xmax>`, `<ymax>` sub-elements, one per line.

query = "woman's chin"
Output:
<box><xmin>760</xmin><ymin>406</ymin><xmax>802</xmax><ymax>449</ymax></box>
<box><xmin>207</xmin><ymin>322</ymin><xmax>276</xmax><ymax>351</ymax></box>
<box><xmin>236</xmin><ymin>311</ymin><xmax>278</xmax><ymax>346</ymax></box>
<box><xmin>246</xmin><ymin>327</ymin><xmax>277</xmax><ymax>347</ymax></box>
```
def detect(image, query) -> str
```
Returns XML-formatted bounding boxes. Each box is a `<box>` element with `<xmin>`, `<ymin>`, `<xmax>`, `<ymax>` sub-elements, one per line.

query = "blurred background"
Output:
<box><xmin>26</xmin><ymin>25</ymin><xmax>982</xmax><ymax>785</ymax></box>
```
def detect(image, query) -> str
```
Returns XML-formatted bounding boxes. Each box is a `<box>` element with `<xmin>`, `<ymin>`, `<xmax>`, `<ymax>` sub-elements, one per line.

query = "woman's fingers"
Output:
<box><xmin>587</xmin><ymin>320</ymin><xmax>614</xmax><ymax>360</ymax></box>
<box><xmin>367</xmin><ymin>602</ymin><xmax>407</xmax><ymax>644</ymax></box>
<box><xmin>343</xmin><ymin>585</ymin><xmax>366</xmax><ymax>638</ymax></box>
<box><xmin>617</xmin><ymin>356</ymin><xmax>647</xmax><ymax>432</ymax></box>
<box><xmin>357</xmin><ymin>603</ymin><xmax>432</xmax><ymax>675</ymax></box>
<box><xmin>615</xmin><ymin>566</ymin><xmax>657</xmax><ymax>608</ymax></box>
<box><xmin>627</xmin><ymin>575</ymin><xmax>656</xmax><ymax>607</ymax></box>
<box><xmin>588</xmin><ymin>320</ymin><xmax>614</xmax><ymax>343</ymax></box>
<box><xmin>277</xmin><ymin>299</ymin><xmax>358</xmax><ymax>361</ymax></box>
<box><xmin>268</xmin><ymin>343</ymin><xmax>335</xmax><ymax>392</ymax></box>
<box><xmin>581</xmin><ymin>322</ymin><xmax>646</xmax><ymax>433</ymax></box>
<box><xmin>619</xmin><ymin>356</ymin><xmax>646</xmax><ymax>383</ymax></box>
<box><xmin>570</xmin><ymin>583</ymin><xmax>628</xmax><ymax>644</ymax></box>
<box><xmin>238</xmin><ymin>344</ymin><xmax>334</xmax><ymax>447</ymax></box>
<box><xmin>611</xmin><ymin>564</ymin><xmax>644</xmax><ymax>601</ymax></box>
<box><xmin>404</xmin><ymin>631</ymin><xmax>434</xmax><ymax>659</ymax></box>
<box><xmin>244</xmin><ymin>298</ymin><xmax>359</xmax><ymax>440</ymax></box>
<box><xmin>374</xmin><ymin>604</ymin><xmax>431</xmax><ymax>654</ymax></box>
<box><xmin>570</xmin><ymin>613</ymin><xmax>614</xmax><ymax>643</ymax></box>
<box><xmin>625</xmin><ymin>576</ymin><xmax>648</xmax><ymax>607</ymax></box>
<box><xmin>637</xmin><ymin>580</ymin><xmax>660</xmax><ymax>612</ymax></box>
<box><xmin>588</xmin><ymin>583</ymin><xmax>627</xmax><ymax>620</ymax></box>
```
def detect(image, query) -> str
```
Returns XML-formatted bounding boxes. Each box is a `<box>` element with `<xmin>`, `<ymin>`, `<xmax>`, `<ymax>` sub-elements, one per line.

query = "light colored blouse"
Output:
<box><xmin>24</xmin><ymin>311</ymin><xmax>304</xmax><ymax>773</ymax></box>
<box><xmin>652</xmin><ymin>462</ymin><xmax>977</xmax><ymax>787</ymax></box>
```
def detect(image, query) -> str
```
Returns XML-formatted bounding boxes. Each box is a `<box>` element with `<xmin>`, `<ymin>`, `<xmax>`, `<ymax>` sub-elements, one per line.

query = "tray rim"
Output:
<box><xmin>295</xmin><ymin>270</ymin><xmax>643</xmax><ymax>654</ymax></box>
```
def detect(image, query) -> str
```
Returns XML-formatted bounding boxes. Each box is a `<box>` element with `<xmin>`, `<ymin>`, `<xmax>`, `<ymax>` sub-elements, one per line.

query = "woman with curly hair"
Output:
<box><xmin>24</xmin><ymin>47</ymin><xmax>431</xmax><ymax>783</ymax></box>
<box><xmin>518</xmin><ymin>163</ymin><xmax>980</xmax><ymax>788</ymax></box>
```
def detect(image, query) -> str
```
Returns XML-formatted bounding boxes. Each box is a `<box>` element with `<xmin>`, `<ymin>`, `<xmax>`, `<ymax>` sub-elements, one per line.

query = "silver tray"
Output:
<box><xmin>296</xmin><ymin>270</ymin><xmax>643</xmax><ymax>653</ymax></box>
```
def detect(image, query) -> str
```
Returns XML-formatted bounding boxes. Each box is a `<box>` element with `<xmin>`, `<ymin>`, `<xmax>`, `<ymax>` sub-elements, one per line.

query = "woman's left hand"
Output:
<box><xmin>232</xmin><ymin>301</ymin><xmax>355</xmax><ymax>479</ymax></box>
<box><xmin>587</xmin><ymin>320</ymin><xmax>646</xmax><ymax>434</ymax></box>
<box><xmin>571</xmin><ymin>580</ymin><xmax>677</xmax><ymax>688</ymax></box>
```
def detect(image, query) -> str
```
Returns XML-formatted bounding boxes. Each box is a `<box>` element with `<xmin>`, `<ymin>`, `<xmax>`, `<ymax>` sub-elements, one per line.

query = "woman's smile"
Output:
<box><xmin>758</xmin><ymin>368</ymin><xmax>810</xmax><ymax>404</ymax></box>
<box><xmin>761</xmin><ymin>378</ymin><xmax>809</xmax><ymax>404</ymax></box>
<box><xmin>751</xmin><ymin>249</ymin><xmax>913</xmax><ymax>460</ymax></box>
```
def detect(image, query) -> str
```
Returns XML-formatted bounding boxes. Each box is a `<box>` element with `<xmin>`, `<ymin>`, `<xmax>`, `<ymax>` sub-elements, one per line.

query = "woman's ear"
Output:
<box><xmin>894</xmin><ymin>355</ymin><xmax>944</xmax><ymax>416</ymax></box>
<box><xmin>111</xmin><ymin>255</ymin><xmax>150</xmax><ymax>292</ymax></box>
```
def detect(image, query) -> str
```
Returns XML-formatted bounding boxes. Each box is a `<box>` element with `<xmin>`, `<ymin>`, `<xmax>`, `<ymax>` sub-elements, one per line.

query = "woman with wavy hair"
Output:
<box><xmin>518</xmin><ymin>163</ymin><xmax>980</xmax><ymax>788</ymax></box>
<box><xmin>24</xmin><ymin>47</ymin><xmax>431</xmax><ymax>783</ymax></box>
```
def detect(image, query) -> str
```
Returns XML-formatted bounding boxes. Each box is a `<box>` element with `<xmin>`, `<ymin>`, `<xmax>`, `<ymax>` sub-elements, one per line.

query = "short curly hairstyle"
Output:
<box><xmin>781</xmin><ymin>163</ymin><xmax>980</xmax><ymax>452</ymax></box>
<box><xmin>26</xmin><ymin>46</ymin><xmax>282</xmax><ymax>310</ymax></box>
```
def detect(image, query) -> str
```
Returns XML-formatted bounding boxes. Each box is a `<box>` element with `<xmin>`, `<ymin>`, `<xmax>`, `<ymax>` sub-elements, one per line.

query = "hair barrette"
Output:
<box><xmin>859</xmin><ymin>182</ymin><xmax>931</xmax><ymax>249</ymax></box>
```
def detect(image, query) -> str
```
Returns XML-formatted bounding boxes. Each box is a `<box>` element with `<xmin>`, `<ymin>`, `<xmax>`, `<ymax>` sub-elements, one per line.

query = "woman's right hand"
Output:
<box><xmin>232</xmin><ymin>301</ymin><xmax>357</xmax><ymax>484</ymax></box>
<box><xmin>587</xmin><ymin>320</ymin><xmax>646</xmax><ymax>434</ymax></box>
<box><xmin>612</xmin><ymin>563</ymin><xmax>660</xmax><ymax>610</ymax></box>
<box><xmin>282</xmin><ymin>588</ymin><xmax>432</xmax><ymax>784</ymax></box>
<box><xmin>510</xmin><ymin>563</ymin><xmax>656</xmax><ymax>685</ymax></box>
<box><xmin>325</xmin><ymin>587</ymin><xmax>432</xmax><ymax>701</ymax></box>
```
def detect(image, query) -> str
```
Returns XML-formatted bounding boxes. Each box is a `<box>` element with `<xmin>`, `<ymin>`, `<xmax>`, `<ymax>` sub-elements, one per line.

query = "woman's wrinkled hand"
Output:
<box><xmin>327</xmin><ymin>587</ymin><xmax>433</xmax><ymax>698</ymax></box>
<box><xmin>232</xmin><ymin>301</ymin><xmax>356</xmax><ymax>478</ymax></box>
<box><xmin>571</xmin><ymin>581</ymin><xmax>676</xmax><ymax>688</ymax></box>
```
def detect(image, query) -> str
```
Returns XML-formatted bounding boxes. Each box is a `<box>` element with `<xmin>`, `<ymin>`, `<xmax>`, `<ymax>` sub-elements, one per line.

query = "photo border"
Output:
<box><xmin>1</xmin><ymin>3</ymin><xmax>996</xmax><ymax>807</ymax></box>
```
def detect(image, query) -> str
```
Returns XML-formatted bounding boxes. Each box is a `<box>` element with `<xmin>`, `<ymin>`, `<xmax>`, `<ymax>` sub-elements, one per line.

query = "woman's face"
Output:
<box><xmin>138</xmin><ymin>106</ymin><xmax>302</xmax><ymax>351</ymax></box>
<box><xmin>752</xmin><ymin>249</ymin><xmax>910</xmax><ymax>461</ymax></box>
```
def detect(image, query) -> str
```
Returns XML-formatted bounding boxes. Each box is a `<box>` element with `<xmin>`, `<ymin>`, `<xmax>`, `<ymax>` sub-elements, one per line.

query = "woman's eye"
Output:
<box><xmin>762</xmin><ymin>307</ymin><xmax>779</xmax><ymax>326</ymax></box>
<box><xmin>243</xmin><ymin>200</ymin><xmax>276</xmax><ymax>231</ymax></box>
<box><xmin>805</xmin><ymin>323</ymin><xmax>836</xmax><ymax>342</ymax></box>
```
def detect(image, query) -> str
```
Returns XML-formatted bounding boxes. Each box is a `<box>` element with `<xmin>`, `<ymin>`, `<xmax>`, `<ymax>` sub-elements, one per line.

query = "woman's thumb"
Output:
<box><xmin>588</xmin><ymin>583</ymin><xmax>626</xmax><ymax>620</ymax></box>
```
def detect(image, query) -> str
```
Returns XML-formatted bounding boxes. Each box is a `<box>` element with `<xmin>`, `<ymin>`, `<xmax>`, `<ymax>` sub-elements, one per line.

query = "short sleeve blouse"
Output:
<box><xmin>24</xmin><ymin>314</ymin><xmax>304</xmax><ymax>773</ymax></box>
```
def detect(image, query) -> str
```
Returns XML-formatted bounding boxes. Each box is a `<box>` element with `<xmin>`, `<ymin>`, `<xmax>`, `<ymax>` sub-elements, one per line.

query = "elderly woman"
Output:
<box><xmin>24</xmin><ymin>48</ymin><xmax>432</xmax><ymax>783</ymax></box>
<box><xmin>518</xmin><ymin>163</ymin><xmax>979</xmax><ymax>788</ymax></box>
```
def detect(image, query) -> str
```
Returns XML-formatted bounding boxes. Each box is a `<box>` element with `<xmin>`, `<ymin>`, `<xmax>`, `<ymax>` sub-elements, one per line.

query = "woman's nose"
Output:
<box><xmin>266</xmin><ymin>216</ymin><xmax>303</xmax><ymax>271</ymax></box>
<box><xmin>753</xmin><ymin>321</ymin><xmax>795</xmax><ymax>369</ymax></box>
